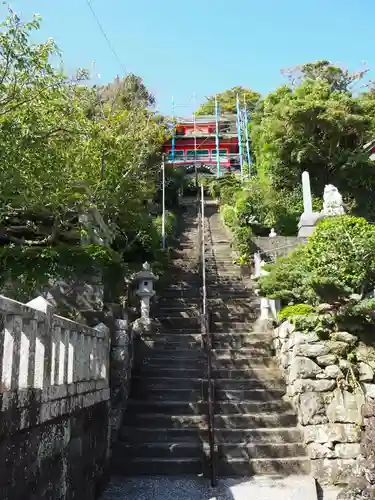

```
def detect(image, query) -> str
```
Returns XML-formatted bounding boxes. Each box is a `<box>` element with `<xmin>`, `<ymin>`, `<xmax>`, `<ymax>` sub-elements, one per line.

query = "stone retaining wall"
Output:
<box><xmin>273</xmin><ymin>321</ymin><xmax>375</xmax><ymax>485</ymax></box>
<box><xmin>0</xmin><ymin>295</ymin><xmax>111</xmax><ymax>500</ymax></box>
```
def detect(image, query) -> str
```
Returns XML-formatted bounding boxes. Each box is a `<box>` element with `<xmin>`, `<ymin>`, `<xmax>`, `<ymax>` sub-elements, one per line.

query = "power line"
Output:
<box><xmin>85</xmin><ymin>0</ymin><xmax>126</xmax><ymax>75</ymax></box>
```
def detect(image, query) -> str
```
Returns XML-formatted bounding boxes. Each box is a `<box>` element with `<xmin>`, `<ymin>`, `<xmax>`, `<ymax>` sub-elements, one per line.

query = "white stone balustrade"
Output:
<box><xmin>0</xmin><ymin>295</ymin><xmax>110</xmax><ymax>426</ymax></box>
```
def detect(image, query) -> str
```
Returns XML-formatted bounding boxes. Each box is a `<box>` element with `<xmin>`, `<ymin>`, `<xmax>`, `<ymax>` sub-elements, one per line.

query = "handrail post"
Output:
<box><xmin>199</xmin><ymin>185</ymin><xmax>217</xmax><ymax>488</ymax></box>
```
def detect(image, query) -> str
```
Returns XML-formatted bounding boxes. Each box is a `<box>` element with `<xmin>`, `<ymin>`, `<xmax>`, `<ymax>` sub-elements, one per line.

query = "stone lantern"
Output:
<box><xmin>133</xmin><ymin>262</ymin><xmax>158</xmax><ymax>324</ymax></box>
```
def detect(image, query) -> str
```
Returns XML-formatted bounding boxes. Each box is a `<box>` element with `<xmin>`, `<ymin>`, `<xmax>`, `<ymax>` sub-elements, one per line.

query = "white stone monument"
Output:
<box><xmin>298</xmin><ymin>171</ymin><xmax>322</xmax><ymax>237</ymax></box>
<box><xmin>133</xmin><ymin>262</ymin><xmax>158</xmax><ymax>325</ymax></box>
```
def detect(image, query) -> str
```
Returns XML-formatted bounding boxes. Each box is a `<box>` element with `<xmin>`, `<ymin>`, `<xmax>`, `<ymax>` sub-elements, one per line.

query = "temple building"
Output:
<box><xmin>162</xmin><ymin>114</ymin><xmax>241</xmax><ymax>176</ymax></box>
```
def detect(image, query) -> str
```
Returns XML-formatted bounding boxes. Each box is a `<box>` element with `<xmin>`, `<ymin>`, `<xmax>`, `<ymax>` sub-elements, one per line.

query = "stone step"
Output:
<box><xmin>216</xmin><ymin>388</ymin><xmax>286</xmax><ymax>402</ymax></box>
<box><xmin>215</xmin><ymin>378</ymin><xmax>286</xmax><ymax>391</ymax></box>
<box><xmin>156</xmin><ymin>296</ymin><xmax>201</xmax><ymax>304</ymax></box>
<box><xmin>119</xmin><ymin>426</ymin><xmax>303</xmax><ymax>445</ymax></box>
<box><xmin>140</xmin><ymin>348</ymin><xmax>204</xmax><ymax>359</ymax></box>
<box><xmin>129</xmin><ymin>387</ymin><xmax>204</xmax><ymax>402</ymax></box>
<box><xmin>212</xmin><ymin>356</ymin><xmax>277</xmax><ymax>369</ymax></box>
<box><xmin>162</xmin><ymin>289</ymin><xmax>201</xmax><ymax>299</ymax></box>
<box><xmin>113</xmin><ymin>441</ymin><xmax>205</xmax><ymax>460</ymax></box>
<box><xmin>212</xmin><ymin>368</ymin><xmax>282</xmax><ymax>380</ymax></box>
<box><xmin>216</xmin><ymin>457</ymin><xmax>311</xmax><ymax>476</ymax></box>
<box><xmin>218</xmin><ymin>442</ymin><xmax>307</xmax><ymax>460</ymax></box>
<box><xmin>213</xmin><ymin>348</ymin><xmax>273</xmax><ymax>359</ymax></box>
<box><xmin>211</xmin><ymin>331</ymin><xmax>272</xmax><ymax>342</ymax></box>
<box><xmin>215</xmin><ymin>412</ymin><xmax>298</xmax><ymax>429</ymax></box>
<box><xmin>208</xmin><ymin>291</ymin><xmax>253</xmax><ymax>299</ymax></box>
<box><xmin>155</xmin><ymin>309</ymin><xmax>201</xmax><ymax>318</ymax></box>
<box><xmin>155</xmin><ymin>317</ymin><xmax>201</xmax><ymax>329</ymax></box>
<box><xmin>209</xmin><ymin>312</ymin><xmax>260</xmax><ymax>323</ymax></box>
<box><xmin>111</xmin><ymin>457</ymin><xmax>204</xmax><ymax>476</ymax></box>
<box><xmin>139</xmin><ymin>357</ymin><xmax>204</xmax><ymax>369</ymax></box>
<box><xmin>132</xmin><ymin>376</ymin><xmax>285</xmax><ymax>394</ymax></box>
<box><xmin>213</xmin><ymin>345</ymin><xmax>273</xmax><ymax>357</ymax></box>
<box><xmin>210</xmin><ymin>322</ymin><xmax>263</xmax><ymax>333</ymax></box>
<box><xmin>212</xmin><ymin>339</ymin><xmax>272</xmax><ymax>350</ymax></box>
<box><xmin>134</xmin><ymin>366</ymin><xmax>205</xmax><ymax>378</ymax></box>
<box><xmin>131</xmin><ymin>376</ymin><xmax>204</xmax><ymax>391</ymax></box>
<box><xmin>123</xmin><ymin>413</ymin><xmax>207</xmax><ymax>429</ymax></box>
<box><xmin>214</xmin><ymin>347</ymin><xmax>273</xmax><ymax>357</ymax></box>
<box><xmin>140</xmin><ymin>335</ymin><xmax>203</xmax><ymax>349</ymax></box>
<box><xmin>126</xmin><ymin>400</ymin><xmax>292</xmax><ymax>415</ymax></box>
<box><xmin>113</xmin><ymin>441</ymin><xmax>307</xmax><ymax>463</ymax></box>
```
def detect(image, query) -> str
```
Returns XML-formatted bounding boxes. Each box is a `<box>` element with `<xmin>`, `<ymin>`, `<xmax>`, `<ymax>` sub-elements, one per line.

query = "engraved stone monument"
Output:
<box><xmin>298</xmin><ymin>171</ymin><xmax>322</xmax><ymax>237</ymax></box>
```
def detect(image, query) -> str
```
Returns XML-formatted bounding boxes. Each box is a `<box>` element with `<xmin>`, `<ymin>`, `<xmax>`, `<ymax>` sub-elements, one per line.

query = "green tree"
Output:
<box><xmin>251</xmin><ymin>78</ymin><xmax>375</xmax><ymax>217</ymax></box>
<box><xmin>196</xmin><ymin>86</ymin><xmax>260</xmax><ymax>115</ymax></box>
<box><xmin>0</xmin><ymin>10</ymin><xmax>168</xmax><ymax>299</ymax></box>
<box><xmin>281</xmin><ymin>60</ymin><xmax>368</xmax><ymax>92</ymax></box>
<box><xmin>90</xmin><ymin>73</ymin><xmax>155</xmax><ymax>118</ymax></box>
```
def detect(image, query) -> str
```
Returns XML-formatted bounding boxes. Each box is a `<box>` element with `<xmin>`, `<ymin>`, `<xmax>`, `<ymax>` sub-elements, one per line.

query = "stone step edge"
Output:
<box><xmin>116</xmin><ymin>441</ymin><xmax>306</xmax><ymax>448</ymax></box>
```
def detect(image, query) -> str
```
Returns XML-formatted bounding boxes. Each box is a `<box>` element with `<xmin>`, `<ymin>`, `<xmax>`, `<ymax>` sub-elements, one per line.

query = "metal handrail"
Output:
<box><xmin>198</xmin><ymin>185</ymin><xmax>217</xmax><ymax>487</ymax></box>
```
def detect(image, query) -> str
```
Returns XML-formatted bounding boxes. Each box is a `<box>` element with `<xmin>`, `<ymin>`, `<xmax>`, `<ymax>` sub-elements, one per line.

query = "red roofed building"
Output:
<box><xmin>163</xmin><ymin>114</ymin><xmax>241</xmax><ymax>175</ymax></box>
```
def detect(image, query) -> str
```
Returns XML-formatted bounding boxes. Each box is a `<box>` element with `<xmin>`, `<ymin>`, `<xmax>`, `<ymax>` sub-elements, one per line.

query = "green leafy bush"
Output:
<box><xmin>278</xmin><ymin>304</ymin><xmax>314</xmax><ymax>322</ymax></box>
<box><xmin>220</xmin><ymin>204</ymin><xmax>237</xmax><ymax>228</ymax></box>
<box><xmin>259</xmin><ymin>216</ymin><xmax>375</xmax><ymax>309</ymax></box>
<box><xmin>212</xmin><ymin>173</ymin><xmax>242</xmax><ymax>205</ymax></box>
<box><xmin>154</xmin><ymin>211</ymin><xmax>177</xmax><ymax>241</ymax></box>
<box><xmin>234</xmin><ymin>178</ymin><xmax>321</xmax><ymax>236</ymax></box>
<box><xmin>233</xmin><ymin>226</ymin><xmax>253</xmax><ymax>256</ymax></box>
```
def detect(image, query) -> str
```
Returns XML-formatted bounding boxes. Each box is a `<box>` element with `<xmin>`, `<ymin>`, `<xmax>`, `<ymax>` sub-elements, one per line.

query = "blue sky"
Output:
<box><xmin>4</xmin><ymin>0</ymin><xmax>375</xmax><ymax>114</ymax></box>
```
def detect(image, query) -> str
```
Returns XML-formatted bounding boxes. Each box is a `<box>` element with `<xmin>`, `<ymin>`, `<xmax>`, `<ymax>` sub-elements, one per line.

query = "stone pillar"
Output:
<box><xmin>298</xmin><ymin>171</ymin><xmax>321</xmax><ymax>237</ymax></box>
<box><xmin>110</xmin><ymin>315</ymin><xmax>133</xmax><ymax>442</ymax></box>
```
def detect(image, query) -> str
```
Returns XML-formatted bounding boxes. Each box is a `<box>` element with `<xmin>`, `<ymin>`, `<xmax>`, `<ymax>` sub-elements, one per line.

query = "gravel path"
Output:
<box><xmin>101</xmin><ymin>476</ymin><xmax>319</xmax><ymax>500</ymax></box>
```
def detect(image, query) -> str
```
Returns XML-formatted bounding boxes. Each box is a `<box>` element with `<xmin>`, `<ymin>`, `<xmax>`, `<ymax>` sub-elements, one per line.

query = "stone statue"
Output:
<box><xmin>321</xmin><ymin>184</ymin><xmax>345</xmax><ymax>216</ymax></box>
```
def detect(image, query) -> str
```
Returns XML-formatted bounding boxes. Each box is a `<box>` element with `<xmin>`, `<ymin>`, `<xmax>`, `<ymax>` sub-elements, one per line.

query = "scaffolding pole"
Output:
<box><xmin>193</xmin><ymin>93</ymin><xmax>198</xmax><ymax>189</ymax></box>
<box><xmin>243</xmin><ymin>96</ymin><xmax>251</xmax><ymax>177</ymax></box>
<box><xmin>171</xmin><ymin>96</ymin><xmax>176</xmax><ymax>163</ymax></box>
<box><xmin>215</xmin><ymin>95</ymin><xmax>220</xmax><ymax>177</ymax></box>
<box><xmin>236</xmin><ymin>94</ymin><xmax>244</xmax><ymax>180</ymax></box>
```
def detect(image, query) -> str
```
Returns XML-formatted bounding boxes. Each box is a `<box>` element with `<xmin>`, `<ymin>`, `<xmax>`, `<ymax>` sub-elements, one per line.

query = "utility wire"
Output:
<box><xmin>85</xmin><ymin>0</ymin><xmax>126</xmax><ymax>75</ymax></box>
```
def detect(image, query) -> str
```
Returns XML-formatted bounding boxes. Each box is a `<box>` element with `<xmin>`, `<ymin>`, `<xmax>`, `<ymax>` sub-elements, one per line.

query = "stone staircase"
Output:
<box><xmin>111</xmin><ymin>201</ymin><xmax>310</xmax><ymax>479</ymax></box>
<box><xmin>112</xmin><ymin>205</ymin><xmax>208</xmax><ymax>476</ymax></box>
<box><xmin>205</xmin><ymin>203</ymin><xmax>310</xmax><ymax>476</ymax></box>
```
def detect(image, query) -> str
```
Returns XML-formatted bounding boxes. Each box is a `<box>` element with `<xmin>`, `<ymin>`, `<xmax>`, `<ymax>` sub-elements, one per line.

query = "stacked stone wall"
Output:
<box><xmin>273</xmin><ymin>321</ymin><xmax>375</xmax><ymax>484</ymax></box>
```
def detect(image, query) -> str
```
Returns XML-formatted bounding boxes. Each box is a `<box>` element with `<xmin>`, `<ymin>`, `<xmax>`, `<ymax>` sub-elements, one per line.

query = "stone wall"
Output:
<box><xmin>0</xmin><ymin>295</ymin><xmax>111</xmax><ymax>500</ymax></box>
<box><xmin>0</xmin><ymin>400</ymin><xmax>110</xmax><ymax>500</ymax></box>
<box><xmin>251</xmin><ymin>236</ymin><xmax>305</xmax><ymax>259</ymax></box>
<box><xmin>273</xmin><ymin>320</ymin><xmax>375</xmax><ymax>485</ymax></box>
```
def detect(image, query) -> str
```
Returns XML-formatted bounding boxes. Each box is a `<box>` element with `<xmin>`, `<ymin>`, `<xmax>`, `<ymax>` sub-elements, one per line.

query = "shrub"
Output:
<box><xmin>259</xmin><ymin>216</ymin><xmax>375</xmax><ymax>307</ymax></box>
<box><xmin>214</xmin><ymin>173</ymin><xmax>242</xmax><ymax>205</ymax></box>
<box><xmin>233</xmin><ymin>226</ymin><xmax>253</xmax><ymax>256</ymax></box>
<box><xmin>235</xmin><ymin>178</ymin><xmax>322</xmax><ymax>236</ymax></box>
<box><xmin>278</xmin><ymin>304</ymin><xmax>314</xmax><ymax>322</ymax></box>
<box><xmin>154</xmin><ymin>211</ymin><xmax>177</xmax><ymax>239</ymax></box>
<box><xmin>220</xmin><ymin>204</ymin><xmax>237</xmax><ymax>228</ymax></box>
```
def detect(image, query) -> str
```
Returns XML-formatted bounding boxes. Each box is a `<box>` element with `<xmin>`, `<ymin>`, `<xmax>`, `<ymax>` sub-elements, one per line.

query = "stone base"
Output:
<box><xmin>298</xmin><ymin>212</ymin><xmax>322</xmax><ymax>238</ymax></box>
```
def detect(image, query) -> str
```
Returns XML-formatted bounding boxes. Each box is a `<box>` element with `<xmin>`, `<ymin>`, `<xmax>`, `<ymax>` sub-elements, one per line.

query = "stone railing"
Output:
<box><xmin>0</xmin><ymin>294</ymin><xmax>109</xmax><ymax>428</ymax></box>
<box><xmin>273</xmin><ymin>320</ymin><xmax>375</xmax><ymax>485</ymax></box>
<box><xmin>0</xmin><ymin>294</ymin><xmax>111</xmax><ymax>499</ymax></box>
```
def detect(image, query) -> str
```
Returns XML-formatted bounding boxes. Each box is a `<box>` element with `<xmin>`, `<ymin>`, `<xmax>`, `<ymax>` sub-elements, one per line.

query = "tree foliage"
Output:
<box><xmin>281</xmin><ymin>60</ymin><xmax>368</xmax><ymax>92</ymax></box>
<box><xmin>0</xmin><ymin>10</ymin><xmax>169</xmax><ymax>300</ymax></box>
<box><xmin>258</xmin><ymin>216</ymin><xmax>375</xmax><ymax>310</ymax></box>
<box><xmin>196</xmin><ymin>86</ymin><xmax>260</xmax><ymax>115</ymax></box>
<box><xmin>251</xmin><ymin>61</ymin><xmax>375</xmax><ymax>220</ymax></box>
<box><xmin>90</xmin><ymin>73</ymin><xmax>156</xmax><ymax>118</ymax></box>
